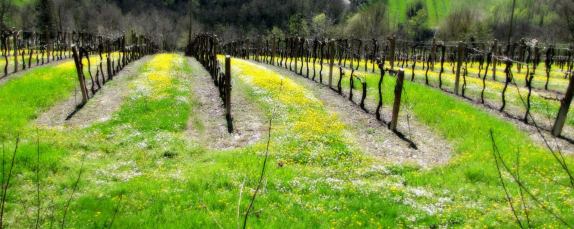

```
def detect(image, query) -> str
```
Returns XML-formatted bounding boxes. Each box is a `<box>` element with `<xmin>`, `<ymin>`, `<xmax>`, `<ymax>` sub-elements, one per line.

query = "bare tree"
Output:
<box><xmin>52</xmin><ymin>0</ymin><xmax>76</xmax><ymax>32</ymax></box>
<box><xmin>553</xmin><ymin>0</ymin><xmax>574</xmax><ymax>41</ymax></box>
<box><xmin>437</xmin><ymin>7</ymin><xmax>479</xmax><ymax>41</ymax></box>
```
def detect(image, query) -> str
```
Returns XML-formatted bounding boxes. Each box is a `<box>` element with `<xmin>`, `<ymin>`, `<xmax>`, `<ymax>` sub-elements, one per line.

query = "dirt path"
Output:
<box><xmin>35</xmin><ymin>56</ymin><xmax>153</xmax><ymax>128</ymax></box>
<box><xmin>259</xmin><ymin>61</ymin><xmax>453</xmax><ymax>167</ymax></box>
<box><xmin>185</xmin><ymin>58</ymin><xmax>265</xmax><ymax>149</ymax></box>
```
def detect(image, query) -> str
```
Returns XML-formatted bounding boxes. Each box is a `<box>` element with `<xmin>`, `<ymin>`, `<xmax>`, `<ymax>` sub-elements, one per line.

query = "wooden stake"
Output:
<box><xmin>122</xmin><ymin>32</ymin><xmax>126</xmax><ymax>67</ymax></box>
<box><xmin>225</xmin><ymin>55</ymin><xmax>232</xmax><ymax>123</ymax></box>
<box><xmin>431</xmin><ymin>37</ymin><xmax>436</xmax><ymax>70</ymax></box>
<box><xmin>390</xmin><ymin>69</ymin><xmax>405</xmax><ymax>131</ymax></box>
<box><xmin>350</xmin><ymin>36</ymin><xmax>354</xmax><ymax>69</ymax></box>
<box><xmin>294</xmin><ymin>36</ymin><xmax>299</xmax><ymax>73</ymax></box>
<box><xmin>454</xmin><ymin>41</ymin><xmax>465</xmax><ymax>95</ymax></box>
<box><xmin>518</xmin><ymin>38</ymin><xmax>525</xmax><ymax>73</ymax></box>
<box><xmin>552</xmin><ymin>74</ymin><xmax>574</xmax><ymax>136</ymax></box>
<box><xmin>72</xmin><ymin>46</ymin><xmax>88</xmax><ymax>104</ymax></box>
<box><xmin>45</xmin><ymin>26</ymin><xmax>50</xmax><ymax>64</ymax></box>
<box><xmin>389</xmin><ymin>36</ymin><xmax>396</xmax><ymax>70</ymax></box>
<box><xmin>328</xmin><ymin>40</ymin><xmax>335</xmax><ymax>88</ymax></box>
<box><xmin>256</xmin><ymin>35</ymin><xmax>260</xmax><ymax>62</ymax></box>
<box><xmin>272</xmin><ymin>34</ymin><xmax>276</xmax><ymax>65</ymax></box>
<box><xmin>13</xmin><ymin>29</ymin><xmax>18</xmax><ymax>73</ymax></box>
<box><xmin>492</xmin><ymin>39</ymin><xmax>498</xmax><ymax>80</ymax></box>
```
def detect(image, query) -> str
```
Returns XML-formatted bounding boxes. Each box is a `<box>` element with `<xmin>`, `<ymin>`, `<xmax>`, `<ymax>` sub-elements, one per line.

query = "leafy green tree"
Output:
<box><xmin>288</xmin><ymin>13</ymin><xmax>309</xmax><ymax>37</ymax></box>
<box><xmin>0</xmin><ymin>0</ymin><xmax>16</xmax><ymax>30</ymax></box>
<box><xmin>311</xmin><ymin>13</ymin><xmax>329</xmax><ymax>38</ymax></box>
<box><xmin>472</xmin><ymin>21</ymin><xmax>491</xmax><ymax>41</ymax></box>
<box><xmin>36</xmin><ymin>0</ymin><xmax>56</xmax><ymax>38</ymax></box>
<box><xmin>269</xmin><ymin>26</ymin><xmax>285</xmax><ymax>38</ymax></box>
<box><xmin>407</xmin><ymin>9</ymin><xmax>432</xmax><ymax>41</ymax></box>
<box><xmin>437</xmin><ymin>7</ymin><xmax>478</xmax><ymax>41</ymax></box>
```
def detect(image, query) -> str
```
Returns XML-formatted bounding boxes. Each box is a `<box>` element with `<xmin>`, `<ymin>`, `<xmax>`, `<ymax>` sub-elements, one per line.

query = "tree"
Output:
<box><xmin>311</xmin><ymin>13</ymin><xmax>332</xmax><ymax>38</ymax></box>
<box><xmin>269</xmin><ymin>26</ymin><xmax>285</xmax><ymax>38</ymax></box>
<box><xmin>36</xmin><ymin>0</ymin><xmax>56</xmax><ymax>38</ymax></box>
<box><xmin>407</xmin><ymin>9</ymin><xmax>432</xmax><ymax>41</ymax></box>
<box><xmin>288</xmin><ymin>13</ymin><xmax>308</xmax><ymax>37</ymax></box>
<box><xmin>346</xmin><ymin>1</ymin><xmax>388</xmax><ymax>39</ymax></box>
<box><xmin>553</xmin><ymin>0</ymin><xmax>574</xmax><ymax>41</ymax></box>
<box><xmin>437</xmin><ymin>7</ymin><xmax>479</xmax><ymax>41</ymax></box>
<box><xmin>0</xmin><ymin>0</ymin><xmax>15</xmax><ymax>30</ymax></box>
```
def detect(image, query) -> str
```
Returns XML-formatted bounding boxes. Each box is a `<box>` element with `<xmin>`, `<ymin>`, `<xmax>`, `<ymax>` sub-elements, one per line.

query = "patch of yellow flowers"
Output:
<box><xmin>228</xmin><ymin>57</ymin><xmax>362</xmax><ymax>166</ymax></box>
<box><xmin>134</xmin><ymin>53</ymin><xmax>180</xmax><ymax>100</ymax></box>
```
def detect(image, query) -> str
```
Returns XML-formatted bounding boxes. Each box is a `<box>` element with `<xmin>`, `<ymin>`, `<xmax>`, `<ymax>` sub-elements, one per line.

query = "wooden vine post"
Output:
<box><xmin>328</xmin><ymin>39</ymin><xmax>335</xmax><ymax>88</ymax></box>
<box><xmin>28</xmin><ymin>32</ymin><xmax>34</xmax><ymax>68</ymax></box>
<box><xmin>225</xmin><ymin>55</ymin><xmax>232</xmax><ymax>124</ymax></box>
<box><xmin>72</xmin><ymin>46</ymin><xmax>88</xmax><ymax>104</ymax></box>
<box><xmin>245</xmin><ymin>38</ymin><xmax>249</xmax><ymax>60</ymax></box>
<box><xmin>431</xmin><ymin>37</ymin><xmax>436</xmax><ymax>70</ymax></box>
<box><xmin>271</xmin><ymin>34</ymin><xmax>276</xmax><ymax>65</ymax></box>
<box><xmin>492</xmin><ymin>39</ymin><xmax>498</xmax><ymax>80</ymax></box>
<box><xmin>13</xmin><ymin>29</ymin><xmax>18</xmax><ymax>73</ymax></box>
<box><xmin>122</xmin><ymin>31</ymin><xmax>127</xmax><ymax>68</ymax></box>
<box><xmin>389</xmin><ymin>36</ymin><xmax>396</xmax><ymax>70</ymax></box>
<box><xmin>45</xmin><ymin>26</ymin><xmax>50</xmax><ymax>64</ymax></box>
<box><xmin>107</xmin><ymin>40</ymin><xmax>113</xmax><ymax>80</ymax></box>
<box><xmin>500</xmin><ymin>59</ymin><xmax>512</xmax><ymax>111</ymax></box>
<box><xmin>213</xmin><ymin>35</ymin><xmax>219</xmax><ymax>78</ymax></box>
<box><xmin>256</xmin><ymin>35</ymin><xmax>260</xmax><ymax>62</ymax></box>
<box><xmin>294</xmin><ymin>36</ymin><xmax>299</xmax><ymax>73</ymax></box>
<box><xmin>375</xmin><ymin>61</ymin><xmax>385</xmax><ymax>120</ymax></box>
<box><xmin>390</xmin><ymin>69</ymin><xmax>405</xmax><ymax>131</ymax></box>
<box><xmin>350</xmin><ymin>36</ymin><xmax>354</xmax><ymax>69</ymax></box>
<box><xmin>552</xmin><ymin>74</ymin><xmax>574</xmax><ymax>137</ymax></box>
<box><xmin>518</xmin><ymin>38</ymin><xmax>525</xmax><ymax>73</ymax></box>
<box><xmin>454</xmin><ymin>41</ymin><xmax>465</xmax><ymax>95</ymax></box>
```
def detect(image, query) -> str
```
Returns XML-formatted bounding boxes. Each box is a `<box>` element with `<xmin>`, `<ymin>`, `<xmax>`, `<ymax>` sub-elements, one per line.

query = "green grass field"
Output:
<box><xmin>384</xmin><ymin>0</ymin><xmax>541</xmax><ymax>27</ymax></box>
<box><xmin>0</xmin><ymin>53</ymin><xmax>572</xmax><ymax>228</ymax></box>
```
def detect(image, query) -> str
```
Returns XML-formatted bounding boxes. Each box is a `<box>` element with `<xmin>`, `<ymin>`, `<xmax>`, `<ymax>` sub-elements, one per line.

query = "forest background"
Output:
<box><xmin>2</xmin><ymin>0</ymin><xmax>573</xmax><ymax>50</ymax></box>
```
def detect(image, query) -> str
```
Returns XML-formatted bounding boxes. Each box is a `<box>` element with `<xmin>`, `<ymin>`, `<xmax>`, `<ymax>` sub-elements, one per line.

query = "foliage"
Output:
<box><xmin>0</xmin><ymin>0</ymin><xmax>16</xmax><ymax>29</ymax></box>
<box><xmin>288</xmin><ymin>13</ymin><xmax>309</xmax><ymax>37</ymax></box>
<box><xmin>552</xmin><ymin>0</ymin><xmax>574</xmax><ymax>41</ymax></box>
<box><xmin>268</xmin><ymin>26</ymin><xmax>285</xmax><ymax>38</ymax></box>
<box><xmin>437</xmin><ymin>6</ymin><xmax>479</xmax><ymax>41</ymax></box>
<box><xmin>347</xmin><ymin>0</ymin><xmax>389</xmax><ymax>39</ymax></box>
<box><xmin>407</xmin><ymin>8</ymin><xmax>433</xmax><ymax>41</ymax></box>
<box><xmin>310</xmin><ymin>13</ymin><xmax>330</xmax><ymax>38</ymax></box>
<box><xmin>35</xmin><ymin>0</ymin><xmax>56</xmax><ymax>37</ymax></box>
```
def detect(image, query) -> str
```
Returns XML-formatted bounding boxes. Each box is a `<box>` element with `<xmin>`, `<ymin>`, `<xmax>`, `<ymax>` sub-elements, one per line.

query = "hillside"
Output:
<box><xmin>386</xmin><ymin>0</ymin><xmax>450</xmax><ymax>27</ymax></box>
<box><xmin>383</xmin><ymin>0</ymin><xmax>551</xmax><ymax>27</ymax></box>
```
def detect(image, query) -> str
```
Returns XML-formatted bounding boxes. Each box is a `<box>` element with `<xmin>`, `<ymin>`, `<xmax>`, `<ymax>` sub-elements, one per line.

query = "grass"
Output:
<box><xmin>0</xmin><ymin>54</ymin><xmax>117</xmax><ymax>139</ymax></box>
<box><xmin>0</xmin><ymin>62</ymin><xmax>77</xmax><ymax>138</ymax></box>
<box><xmin>0</xmin><ymin>53</ymin><xmax>572</xmax><ymax>228</ymax></box>
<box><xmin>260</xmin><ymin>57</ymin><xmax>574</xmax><ymax>227</ymax></box>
